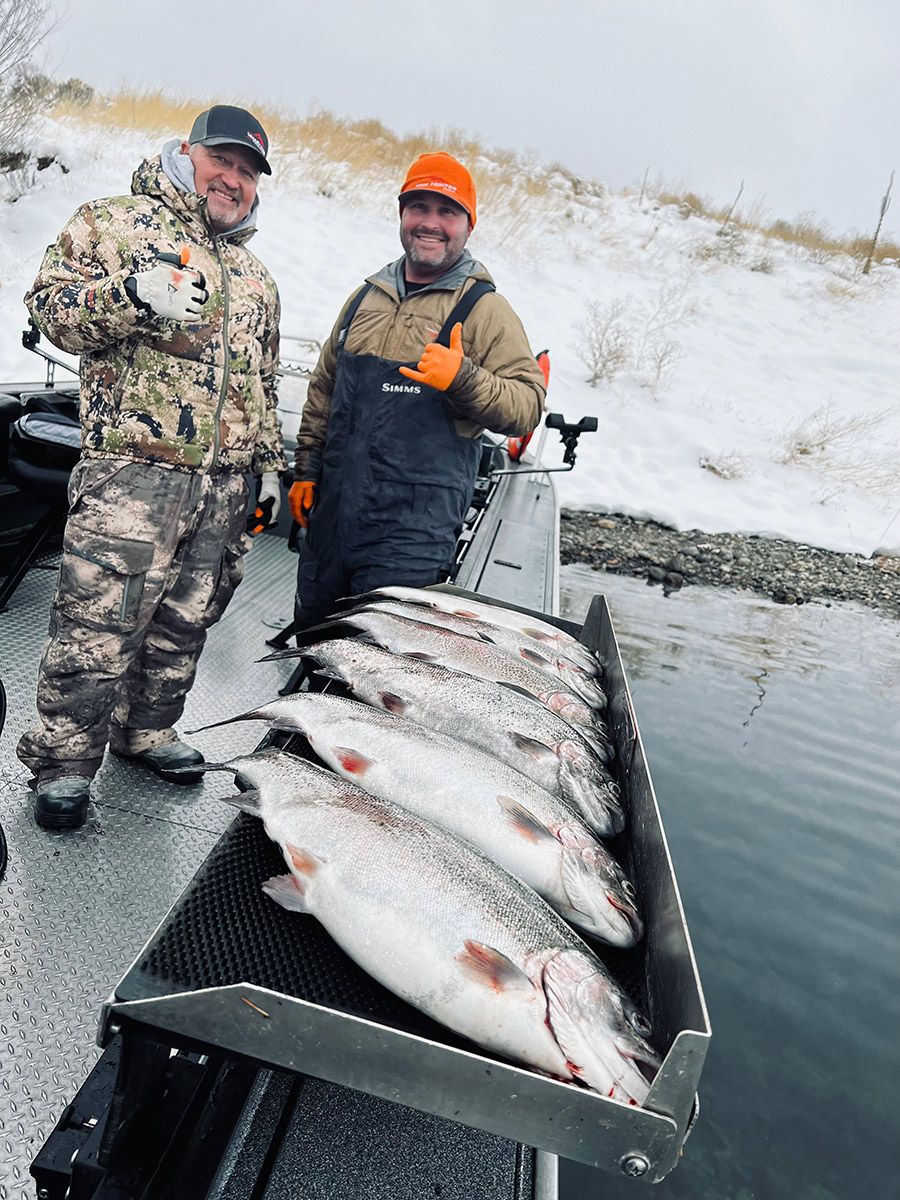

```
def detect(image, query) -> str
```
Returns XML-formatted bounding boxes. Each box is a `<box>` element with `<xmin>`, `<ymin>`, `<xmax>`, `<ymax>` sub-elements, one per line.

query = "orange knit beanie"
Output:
<box><xmin>398</xmin><ymin>152</ymin><xmax>476</xmax><ymax>227</ymax></box>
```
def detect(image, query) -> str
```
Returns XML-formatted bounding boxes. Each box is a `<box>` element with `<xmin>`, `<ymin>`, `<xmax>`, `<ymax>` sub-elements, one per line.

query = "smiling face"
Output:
<box><xmin>399</xmin><ymin>191</ymin><xmax>472</xmax><ymax>283</ymax></box>
<box><xmin>185</xmin><ymin>142</ymin><xmax>261</xmax><ymax>233</ymax></box>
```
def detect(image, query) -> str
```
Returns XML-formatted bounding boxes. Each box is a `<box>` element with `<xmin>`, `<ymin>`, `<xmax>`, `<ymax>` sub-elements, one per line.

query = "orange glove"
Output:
<box><xmin>288</xmin><ymin>480</ymin><xmax>317</xmax><ymax>528</ymax></box>
<box><xmin>398</xmin><ymin>322</ymin><xmax>464</xmax><ymax>391</ymax></box>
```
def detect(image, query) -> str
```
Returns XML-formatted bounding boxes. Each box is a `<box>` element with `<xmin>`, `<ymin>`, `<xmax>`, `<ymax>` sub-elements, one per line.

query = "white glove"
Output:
<box><xmin>130</xmin><ymin>263</ymin><xmax>208</xmax><ymax>322</ymax></box>
<box><xmin>248</xmin><ymin>470</ymin><xmax>282</xmax><ymax>535</ymax></box>
<box><xmin>258</xmin><ymin>471</ymin><xmax>282</xmax><ymax>523</ymax></box>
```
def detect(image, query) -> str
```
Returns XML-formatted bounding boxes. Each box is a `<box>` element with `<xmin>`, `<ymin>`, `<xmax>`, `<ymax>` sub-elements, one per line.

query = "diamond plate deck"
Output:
<box><xmin>0</xmin><ymin>533</ymin><xmax>299</xmax><ymax>1200</ymax></box>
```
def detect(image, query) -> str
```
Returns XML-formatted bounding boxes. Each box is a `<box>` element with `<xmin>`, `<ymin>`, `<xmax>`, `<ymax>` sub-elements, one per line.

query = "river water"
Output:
<box><xmin>557</xmin><ymin>566</ymin><xmax>900</xmax><ymax>1200</ymax></box>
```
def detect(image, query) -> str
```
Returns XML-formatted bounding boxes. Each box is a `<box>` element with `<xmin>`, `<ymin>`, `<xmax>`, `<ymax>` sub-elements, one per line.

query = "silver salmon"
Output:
<box><xmin>272</xmin><ymin>609</ymin><xmax>610</xmax><ymax>754</ymax></box>
<box><xmin>336</xmin><ymin>598</ymin><xmax>609</xmax><ymax>710</ymax></box>
<box><xmin>211</xmin><ymin>749</ymin><xmax>660</xmax><ymax>1104</ymax></box>
<box><xmin>197</xmin><ymin>692</ymin><xmax>637</xmax><ymax>940</ymax></box>
<box><xmin>346</xmin><ymin>586</ymin><xmax>604</xmax><ymax>678</ymax></box>
<box><xmin>303</xmin><ymin>638</ymin><xmax>620</xmax><ymax>831</ymax></box>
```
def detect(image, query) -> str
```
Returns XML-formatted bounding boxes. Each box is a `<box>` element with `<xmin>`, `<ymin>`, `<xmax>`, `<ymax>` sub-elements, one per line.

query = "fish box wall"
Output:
<box><xmin>103</xmin><ymin>588</ymin><xmax>709</xmax><ymax>1182</ymax></box>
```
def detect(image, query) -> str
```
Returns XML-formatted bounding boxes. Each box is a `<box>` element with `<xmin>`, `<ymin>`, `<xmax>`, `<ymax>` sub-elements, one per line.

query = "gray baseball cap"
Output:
<box><xmin>189</xmin><ymin>105</ymin><xmax>271</xmax><ymax>175</ymax></box>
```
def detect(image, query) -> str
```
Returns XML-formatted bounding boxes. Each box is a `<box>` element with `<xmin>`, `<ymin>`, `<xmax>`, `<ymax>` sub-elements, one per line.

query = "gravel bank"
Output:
<box><xmin>559</xmin><ymin>510</ymin><xmax>900</xmax><ymax>619</ymax></box>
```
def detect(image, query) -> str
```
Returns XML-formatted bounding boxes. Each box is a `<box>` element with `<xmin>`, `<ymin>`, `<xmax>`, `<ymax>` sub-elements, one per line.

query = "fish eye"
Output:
<box><xmin>630</xmin><ymin>1010</ymin><xmax>652</xmax><ymax>1037</ymax></box>
<box><xmin>621</xmin><ymin>879</ymin><xmax>637</xmax><ymax>899</ymax></box>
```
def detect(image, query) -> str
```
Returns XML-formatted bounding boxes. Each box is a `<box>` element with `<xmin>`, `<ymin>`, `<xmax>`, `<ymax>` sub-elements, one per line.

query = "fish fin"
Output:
<box><xmin>508</xmin><ymin>731</ymin><xmax>557</xmax><ymax>762</ymax></box>
<box><xmin>258</xmin><ymin>619</ymin><xmax>357</xmax><ymax>661</ymax></box>
<box><xmin>379</xmin><ymin>691</ymin><xmax>407</xmax><ymax>716</ymax></box>
<box><xmin>404</xmin><ymin>652</ymin><xmax>440</xmax><ymax>662</ymax></box>
<box><xmin>219</xmin><ymin>788</ymin><xmax>262</xmax><ymax>815</ymax></box>
<box><xmin>332</xmin><ymin>746</ymin><xmax>376</xmax><ymax>776</ymax></box>
<box><xmin>284</xmin><ymin>842</ymin><xmax>326</xmax><ymax>876</ymax></box>
<box><xmin>456</xmin><ymin>940</ymin><xmax>535</xmax><ymax>994</ymax></box>
<box><xmin>497</xmin><ymin>795</ymin><xmax>556</xmax><ymax>843</ymax></box>
<box><xmin>519</xmin><ymin>646</ymin><xmax>554</xmax><ymax>667</ymax></box>
<box><xmin>520</xmin><ymin>626</ymin><xmax>558</xmax><ymax>645</ymax></box>
<box><xmin>187</xmin><ymin>709</ymin><xmax>265</xmax><ymax>734</ymax></box>
<box><xmin>262</xmin><ymin>873</ymin><xmax>310</xmax><ymax>913</ymax></box>
<box><xmin>496</xmin><ymin>681</ymin><xmax>540</xmax><ymax>702</ymax></box>
<box><xmin>335</xmin><ymin>589</ymin><xmax>381</xmax><ymax>608</ymax></box>
<box><xmin>312</xmin><ymin>665</ymin><xmax>347</xmax><ymax>683</ymax></box>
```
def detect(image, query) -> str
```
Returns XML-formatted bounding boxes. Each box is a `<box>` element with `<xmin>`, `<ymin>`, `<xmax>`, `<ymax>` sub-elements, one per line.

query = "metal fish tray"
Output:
<box><xmin>100</xmin><ymin>588</ymin><xmax>710</xmax><ymax>1183</ymax></box>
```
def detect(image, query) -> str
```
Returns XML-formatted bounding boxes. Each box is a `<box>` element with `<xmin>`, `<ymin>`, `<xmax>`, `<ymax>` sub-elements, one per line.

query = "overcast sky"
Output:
<box><xmin>41</xmin><ymin>0</ymin><xmax>899</xmax><ymax>239</ymax></box>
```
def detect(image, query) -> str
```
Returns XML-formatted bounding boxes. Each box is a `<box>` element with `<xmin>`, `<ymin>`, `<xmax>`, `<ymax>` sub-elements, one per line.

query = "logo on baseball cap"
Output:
<box><xmin>189</xmin><ymin>105</ymin><xmax>271</xmax><ymax>175</ymax></box>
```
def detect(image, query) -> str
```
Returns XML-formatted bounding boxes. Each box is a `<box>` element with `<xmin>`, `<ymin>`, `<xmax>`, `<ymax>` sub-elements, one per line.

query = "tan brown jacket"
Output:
<box><xmin>294</xmin><ymin>254</ymin><xmax>545</xmax><ymax>480</ymax></box>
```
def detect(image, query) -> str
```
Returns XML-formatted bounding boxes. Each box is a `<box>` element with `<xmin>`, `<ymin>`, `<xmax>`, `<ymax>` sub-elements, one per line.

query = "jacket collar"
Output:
<box><xmin>370</xmin><ymin>249</ymin><xmax>487</xmax><ymax>301</ymax></box>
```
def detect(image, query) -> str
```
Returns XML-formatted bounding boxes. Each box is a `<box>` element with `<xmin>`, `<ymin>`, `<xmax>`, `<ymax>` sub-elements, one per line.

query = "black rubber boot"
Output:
<box><xmin>111</xmin><ymin>737</ymin><xmax>205</xmax><ymax>785</ymax></box>
<box><xmin>33</xmin><ymin>777</ymin><xmax>91</xmax><ymax>830</ymax></box>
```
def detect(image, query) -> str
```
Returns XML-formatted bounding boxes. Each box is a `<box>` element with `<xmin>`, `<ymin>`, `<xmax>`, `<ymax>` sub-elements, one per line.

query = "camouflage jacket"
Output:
<box><xmin>24</xmin><ymin>156</ymin><xmax>287</xmax><ymax>476</ymax></box>
<box><xmin>294</xmin><ymin>252</ymin><xmax>545</xmax><ymax>481</ymax></box>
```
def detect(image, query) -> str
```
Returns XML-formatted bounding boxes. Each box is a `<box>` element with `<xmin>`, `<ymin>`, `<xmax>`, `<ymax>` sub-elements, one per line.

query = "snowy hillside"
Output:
<box><xmin>2</xmin><ymin>116</ymin><xmax>898</xmax><ymax>557</ymax></box>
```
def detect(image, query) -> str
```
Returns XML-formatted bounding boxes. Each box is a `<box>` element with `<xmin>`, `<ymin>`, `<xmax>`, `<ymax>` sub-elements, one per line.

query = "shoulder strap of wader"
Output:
<box><xmin>435</xmin><ymin>279</ymin><xmax>496</xmax><ymax>346</ymax></box>
<box><xmin>336</xmin><ymin>282</ymin><xmax>374</xmax><ymax>349</ymax></box>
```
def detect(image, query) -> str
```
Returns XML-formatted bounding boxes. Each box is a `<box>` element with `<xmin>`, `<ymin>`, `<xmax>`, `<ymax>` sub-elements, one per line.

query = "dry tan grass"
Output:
<box><xmin>639</xmin><ymin>176</ymin><xmax>900</xmax><ymax>266</ymax></box>
<box><xmin>773</xmin><ymin>403</ymin><xmax>900</xmax><ymax>507</ymax></box>
<box><xmin>52</xmin><ymin>89</ymin><xmax>549</xmax><ymax>202</ymax></box>
<box><xmin>49</xmin><ymin>87</ymin><xmax>900</xmax><ymax>267</ymax></box>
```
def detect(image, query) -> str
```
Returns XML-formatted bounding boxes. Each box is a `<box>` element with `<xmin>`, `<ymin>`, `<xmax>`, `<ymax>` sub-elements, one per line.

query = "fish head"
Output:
<box><xmin>558</xmin><ymin>734</ymin><xmax>613</xmax><ymax>771</ymax></box>
<box><xmin>542</xmin><ymin>950</ymin><xmax>661</xmax><ymax>1106</ymax></box>
<box><xmin>557</xmin><ymin>662</ymin><xmax>609</xmax><ymax>710</ymax></box>
<box><xmin>559</xmin><ymin>841</ymin><xmax>644</xmax><ymax>948</ymax></box>
<box><xmin>559</xmin><ymin>761</ymin><xmax>626</xmax><ymax>836</ymax></box>
<box><xmin>542</xmin><ymin>690</ymin><xmax>596</xmax><ymax>728</ymax></box>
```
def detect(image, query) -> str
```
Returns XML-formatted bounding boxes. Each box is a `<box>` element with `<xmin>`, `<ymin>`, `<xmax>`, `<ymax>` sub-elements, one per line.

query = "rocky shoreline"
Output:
<box><xmin>559</xmin><ymin>510</ymin><xmax>900</xmax><ymax>620</ymax></box>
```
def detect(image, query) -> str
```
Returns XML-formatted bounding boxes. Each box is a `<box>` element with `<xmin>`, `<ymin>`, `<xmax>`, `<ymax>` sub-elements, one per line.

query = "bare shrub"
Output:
<box><xmin>699</xmin><ymin>451</ymin><xmax>749</xmax><ymax>480</ymax></box>
<box><xmin>642</xmin><ymin>336</ymin><xmax>684</xmax><ymax>388</ymax></box>
<box><xmin>574</xmin><ymin>299</ymin><xmax>631</xmax><ymax>385</ymax></box>
<box><xmin>575</xmin><ymin>282</ymin><xmax>696</xmax><ymax>390</ymax></box>
<box><xmin>697</xmin><ymin>224</ymin><xmax>747</xmax><ymax>265</ymax></box>
<box><xmin>0</xmin><ymin>1</ymin><xmax>54</xmax><ymax>155</ymax></box>
<box><xmin>775</xmin><ymin>403</ymin><xmax>900</xmax><ymax>505</ymax></box>
<box><xmin>776</xmin><ymin>403</ymin><xmax>890</xmax><ymax>463</ymax></box>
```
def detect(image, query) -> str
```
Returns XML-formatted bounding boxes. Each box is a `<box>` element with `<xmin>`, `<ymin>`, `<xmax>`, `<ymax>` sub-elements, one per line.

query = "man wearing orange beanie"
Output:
<box><xmin>289</xmin><ymin>152</ymin><xmax>545</xmax><ymax>627</ymax></box>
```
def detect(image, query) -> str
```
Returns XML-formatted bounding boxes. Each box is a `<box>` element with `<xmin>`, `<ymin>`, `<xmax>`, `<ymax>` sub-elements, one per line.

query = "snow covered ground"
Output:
<box><xmin>2</xmin><ymin>117</ymin><xmax>898</xmax><ymax>557</ymax></box>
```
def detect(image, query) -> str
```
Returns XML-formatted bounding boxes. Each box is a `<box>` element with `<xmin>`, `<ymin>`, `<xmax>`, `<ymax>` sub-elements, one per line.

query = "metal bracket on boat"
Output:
<box><xmin>490</xmin><ymin>412</ymin><xmax>598</xmax><ymax>477</ymax></box>
<box><xmin>22</xmin><ymin>321</ymin><xmax>79</xmax><ymax>386</ymax></box>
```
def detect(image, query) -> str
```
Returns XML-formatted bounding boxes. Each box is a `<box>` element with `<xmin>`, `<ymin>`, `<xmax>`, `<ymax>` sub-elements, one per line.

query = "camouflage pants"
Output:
<box><xmin>17</xmin><ymin>458</ymin><xmax>250</xmax><ymax>779</ymax></box>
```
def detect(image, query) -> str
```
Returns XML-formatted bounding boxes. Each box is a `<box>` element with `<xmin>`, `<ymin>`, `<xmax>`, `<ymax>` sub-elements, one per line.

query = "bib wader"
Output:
<box><xmin>295</xmin><ymin>281</ymin><xmax>494</xmax><ymax>627</ymax></box>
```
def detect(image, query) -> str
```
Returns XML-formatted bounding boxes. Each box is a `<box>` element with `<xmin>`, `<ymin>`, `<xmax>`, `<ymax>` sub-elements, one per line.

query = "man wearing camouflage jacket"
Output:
<box><xmin>18</xmin><ymin>104</ymin><xmax>287</xmax><ymax>831</ymax></box>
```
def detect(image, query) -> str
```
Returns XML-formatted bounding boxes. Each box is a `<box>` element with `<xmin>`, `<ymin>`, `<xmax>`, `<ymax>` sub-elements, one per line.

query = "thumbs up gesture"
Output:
<box><xmin>398</xmin><ymin>322</ymin><xmax>464</xmax><ymax>392</ymax></box>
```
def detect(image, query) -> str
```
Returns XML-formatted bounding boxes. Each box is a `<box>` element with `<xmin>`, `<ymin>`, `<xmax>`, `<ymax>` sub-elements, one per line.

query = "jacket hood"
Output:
<box><xmin>132</xmin><ymin>145</ymin><xmax>259</xmax><ymax>242</ymax></box>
